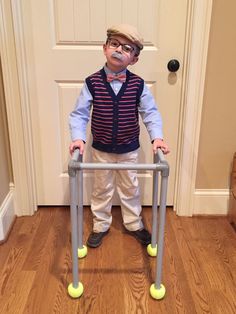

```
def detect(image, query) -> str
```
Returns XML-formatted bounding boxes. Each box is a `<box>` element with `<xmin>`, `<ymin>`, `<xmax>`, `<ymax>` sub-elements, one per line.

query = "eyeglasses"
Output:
<box><xmin>107</xmin><ymin>38</ymin><xmax>136</xmax><ymax>54</ymax></box>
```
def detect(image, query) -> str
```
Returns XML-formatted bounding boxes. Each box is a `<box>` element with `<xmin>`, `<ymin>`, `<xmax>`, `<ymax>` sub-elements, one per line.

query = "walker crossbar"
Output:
<box><xmin>67</xmin><ymin>148</ymin><xmax>169</xmax><ymax>300</ymax></box>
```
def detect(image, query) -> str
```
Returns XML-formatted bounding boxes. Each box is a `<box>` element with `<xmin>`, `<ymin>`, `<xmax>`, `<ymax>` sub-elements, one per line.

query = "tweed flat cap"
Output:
<box><xmin>107</xmin><ymin>24</ymin><xmax>144</xmax><ymax>50</ymax></box>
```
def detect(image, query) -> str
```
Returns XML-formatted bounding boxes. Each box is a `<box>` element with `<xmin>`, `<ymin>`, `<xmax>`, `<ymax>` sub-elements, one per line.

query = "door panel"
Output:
<box><xmin>25</xmin><ymin>0</ymin><xmax>189</xmax><ymax>205</ymax></box>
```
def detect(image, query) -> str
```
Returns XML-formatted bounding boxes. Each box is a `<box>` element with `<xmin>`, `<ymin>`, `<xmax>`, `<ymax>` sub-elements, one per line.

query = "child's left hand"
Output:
<box><xmin>153</xmin><ymin>138</ymin><xmax>170</xmax><ymax>155</ymax></box>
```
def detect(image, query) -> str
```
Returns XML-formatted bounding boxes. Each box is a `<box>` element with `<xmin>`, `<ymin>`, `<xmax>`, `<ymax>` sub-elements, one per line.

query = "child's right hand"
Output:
<box><xmin>69</xmin><ymin>139</ymin><xmax>84</xmax><ymax>155</ymax></box>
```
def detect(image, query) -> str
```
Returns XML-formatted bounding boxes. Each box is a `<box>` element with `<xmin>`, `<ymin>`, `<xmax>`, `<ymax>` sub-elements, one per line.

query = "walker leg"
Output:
<box><xmin>150</xmin><ymin>175</ymin><xmax>168</xmax><ymax>300</ymax></box>
<box><xmin>147</xmin><ymin>168</ymin><xmax>158</xmax><ymax>257</ymax></box>
<box><xmin>77</xmin><ymin>168</ymin><xmax>87</xmax><ymax>259</ymax></box>
<box><xmin>68</xmin><ymin>174</ymin><xmax>84</xmax><ymax>298</ymax></box>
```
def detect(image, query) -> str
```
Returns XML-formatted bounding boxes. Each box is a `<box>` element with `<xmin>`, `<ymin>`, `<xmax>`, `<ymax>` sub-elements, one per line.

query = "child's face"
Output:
<box><xmin>103</xmin><ymin>35</ymin><xmax>139</xmax><ymax>72</ymax></box>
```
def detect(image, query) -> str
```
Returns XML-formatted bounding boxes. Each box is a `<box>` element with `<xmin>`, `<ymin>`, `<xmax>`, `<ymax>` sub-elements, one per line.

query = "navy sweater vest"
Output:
<box><xmin>86</xmin><ymin>68</ymin><xmax>144</xmax><ymax>154</ymax></box>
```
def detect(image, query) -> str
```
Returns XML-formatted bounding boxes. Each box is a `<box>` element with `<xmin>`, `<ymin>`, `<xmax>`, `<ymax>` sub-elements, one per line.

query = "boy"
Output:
<box><xmin>69</xmin><ymin>24</ymin><xmax>169</xmax><ymax>248</ymax></box>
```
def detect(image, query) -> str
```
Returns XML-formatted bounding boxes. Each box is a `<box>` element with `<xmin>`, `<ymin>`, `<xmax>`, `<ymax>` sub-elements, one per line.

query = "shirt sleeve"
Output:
<box><xmin>138</xmin><ymin>83</ymin><xmax>163</xmax><ymax>141</ymax></box>
<box><xmin>69</xmin><ymin>82</ymin><xmax>93</xmax><ymax>142</ymax></box>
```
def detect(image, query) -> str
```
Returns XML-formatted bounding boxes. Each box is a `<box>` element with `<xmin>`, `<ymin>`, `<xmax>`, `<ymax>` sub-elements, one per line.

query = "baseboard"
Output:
<box><xmin>193</xmin><ymin>189</ymin><xmax>230</xmax><ymax>215</ymax></box>
<box><xmin>0</xmin><ymin>186</ymin><xmax>16</xmax><ymax>242</ymax></box>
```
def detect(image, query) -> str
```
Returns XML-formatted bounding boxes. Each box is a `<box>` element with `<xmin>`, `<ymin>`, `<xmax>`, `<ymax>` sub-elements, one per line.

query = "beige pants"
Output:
<box><xmin>91</xmin><ymin>148</ymin><xmax>144</xmax><ymax>232</ymax></box>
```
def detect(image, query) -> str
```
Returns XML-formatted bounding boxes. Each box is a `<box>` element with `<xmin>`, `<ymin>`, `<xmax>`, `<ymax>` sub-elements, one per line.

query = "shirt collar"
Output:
<box><xmin>104</xmin><ymin>64</ymin><xmax>127</xmax><ymax>76</ymax></box>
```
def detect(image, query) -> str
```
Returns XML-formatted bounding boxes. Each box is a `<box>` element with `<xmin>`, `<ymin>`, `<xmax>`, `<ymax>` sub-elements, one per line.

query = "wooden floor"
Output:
<box><xmin>0</xmin><ymin>207</ymin><xmax>236</xmax><ymax>314</ymax></box>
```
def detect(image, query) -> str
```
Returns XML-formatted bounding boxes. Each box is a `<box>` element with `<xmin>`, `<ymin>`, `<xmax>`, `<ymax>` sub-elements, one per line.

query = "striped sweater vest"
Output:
<box><xmin>86</xmin><ymin>68</ymin><xmax>144</xmax><ymax>154</ymax></box>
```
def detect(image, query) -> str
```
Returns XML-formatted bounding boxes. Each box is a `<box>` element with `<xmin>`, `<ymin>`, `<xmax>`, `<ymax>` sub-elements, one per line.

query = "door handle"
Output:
<box><xmin>167</xmin><ymin>59</ymin><xmax>180</xmax><ymax>72</ymax></box>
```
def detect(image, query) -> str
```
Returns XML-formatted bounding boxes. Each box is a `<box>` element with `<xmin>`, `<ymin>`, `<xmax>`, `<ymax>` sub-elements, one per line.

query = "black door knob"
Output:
<box><xmin>167</xmin><ymin>59</ymin><xmax>180</xmax><ymax>72</ymax></box>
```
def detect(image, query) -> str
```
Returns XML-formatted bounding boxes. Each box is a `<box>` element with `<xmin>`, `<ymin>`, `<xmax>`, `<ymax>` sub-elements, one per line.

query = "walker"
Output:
<box><xmin>67</xmin><ymin>148</ymin><xmax>169</xmax><ymax>300</ymax></box>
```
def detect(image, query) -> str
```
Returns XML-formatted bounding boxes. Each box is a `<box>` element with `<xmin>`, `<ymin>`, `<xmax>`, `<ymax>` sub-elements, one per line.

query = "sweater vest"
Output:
<box><xmin>86</xmin><ymin>68</ymin><xmax>144</xmax><ymax>154</ymax></box>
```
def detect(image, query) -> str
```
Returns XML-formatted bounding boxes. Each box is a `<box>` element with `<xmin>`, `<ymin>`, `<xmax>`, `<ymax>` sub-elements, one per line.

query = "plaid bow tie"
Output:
<box><xmin>107</xmin><ymin>73</ymin><xmax>126</xmax><ymax>83</ymax></box>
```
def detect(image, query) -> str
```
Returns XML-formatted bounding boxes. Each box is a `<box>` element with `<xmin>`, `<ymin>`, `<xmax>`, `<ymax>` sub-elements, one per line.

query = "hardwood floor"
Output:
<box><xmin>0</xmin><ymin>207</ymin><xmax>235</xmax><ymax>314</ymax></box>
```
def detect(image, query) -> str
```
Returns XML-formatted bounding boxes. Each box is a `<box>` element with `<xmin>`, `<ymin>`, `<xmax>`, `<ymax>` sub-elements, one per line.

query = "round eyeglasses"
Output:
<box><xmin>107</xmin><ymin>38</ymin><xmax>136</xmax><ymax>54</ymax></box>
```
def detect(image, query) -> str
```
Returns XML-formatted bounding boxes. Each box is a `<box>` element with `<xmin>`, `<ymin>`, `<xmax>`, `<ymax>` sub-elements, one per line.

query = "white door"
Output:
<box><xmin>24</xmin><ymin>0</ymin><xmax>189</xmax><ymax>205</ymax></box>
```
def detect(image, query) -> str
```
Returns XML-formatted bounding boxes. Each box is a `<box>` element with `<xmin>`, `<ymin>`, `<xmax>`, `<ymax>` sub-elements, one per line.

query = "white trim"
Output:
<box><xmin>193</xmin><ymin>189</ymin><xmax>230</xmax><ymax>215</ymax></box>
<box><xmin>11</xmin><ymin>0</ymin><xmax>38</xmax><ymax>214</ymax></box>
<box><xmin>174</xmin><ymin>0</ymin><xmax>213</xmax><ymax>216</ymax></box>
<box><xmin>0</xmin><ymin>184</ymin><xmax>15</xmax><ymax>241</ymax></box>
<box><xmin>0</xmin><ymin>0</ymin><xmax>37</xmax><ymax>215</ymax></box>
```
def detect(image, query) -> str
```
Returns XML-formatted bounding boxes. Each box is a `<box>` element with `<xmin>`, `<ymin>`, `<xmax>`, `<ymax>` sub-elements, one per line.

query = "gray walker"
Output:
<box><xmin>67</xmin><ymin>148</ymin><xmax>169</xmax><ymax>300</ymax></box>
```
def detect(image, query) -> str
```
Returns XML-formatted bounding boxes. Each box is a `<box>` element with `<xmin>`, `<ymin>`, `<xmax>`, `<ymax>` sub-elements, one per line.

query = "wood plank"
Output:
<box><xmin>0</xmin><ymin>271</ymin><xmax>35</xmax><ymax>314</ymax></box>
<box><xmin>0</xmin><ymin>207</ymin><xmax>236</xmax><ymax>313</ymax></box>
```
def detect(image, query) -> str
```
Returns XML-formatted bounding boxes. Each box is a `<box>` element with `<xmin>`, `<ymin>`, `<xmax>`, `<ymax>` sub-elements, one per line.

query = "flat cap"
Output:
<box><xmin>107</xmin><ymin>24</ymin><xmax>144</xmax><ymax>50</ymax></box>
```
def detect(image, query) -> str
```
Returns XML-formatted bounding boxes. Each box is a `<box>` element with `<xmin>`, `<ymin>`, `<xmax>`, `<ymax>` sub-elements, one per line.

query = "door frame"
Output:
<box><xmin>0</xmin><ymin>0</ymin><xmax>213</xmax><ymax>216</ymax></box>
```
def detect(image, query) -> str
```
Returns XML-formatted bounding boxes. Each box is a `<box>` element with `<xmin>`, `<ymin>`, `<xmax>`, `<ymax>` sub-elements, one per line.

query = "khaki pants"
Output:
<box><xmin>91</xmin><ymin>148</ymin><xmax>144</xmax><ymax>232</ymax></box>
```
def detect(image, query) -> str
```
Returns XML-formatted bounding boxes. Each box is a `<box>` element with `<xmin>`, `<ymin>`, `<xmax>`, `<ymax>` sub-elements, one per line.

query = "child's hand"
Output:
<box><xmin>153</xmin><ymin>138</ymin><xmax>170</xmax><ymax>155</ymax></box>
<box><xmin>69</xmin><ymin>139</ymin><xmax>85</xmax><ymax>155</ymax></box>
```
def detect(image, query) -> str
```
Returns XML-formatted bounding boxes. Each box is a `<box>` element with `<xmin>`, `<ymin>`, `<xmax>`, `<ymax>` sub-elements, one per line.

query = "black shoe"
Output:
<box><xmin>87</xmin><ymin>230</ymin><xmax>109</xmax><ymax>248</ymax></box>
<box><xmin>126</xmin><ymin>228</ymin><xmax>151</xmax><ymax>246</ymax></box>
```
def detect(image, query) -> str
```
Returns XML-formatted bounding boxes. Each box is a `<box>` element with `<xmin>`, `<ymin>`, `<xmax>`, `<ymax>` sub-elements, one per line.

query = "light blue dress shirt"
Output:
<box><xmin>69</xmin><ymin>65</ymin><xmax>163</xmax><ymax>143</ymax></box>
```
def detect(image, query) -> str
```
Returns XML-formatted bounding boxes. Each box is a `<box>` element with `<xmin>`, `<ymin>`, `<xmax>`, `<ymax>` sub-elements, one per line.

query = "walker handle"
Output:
<box><xmin>156</xmin><ymin>148</ymin><xmax>165</xmax><ymax>163</ymax></box>
<box><xmin>72</xmin><ymin>147</ymin><xmax>165</xmax><ymax>163</ymax></box>
<box><xmin>71</xmin><ymin>147</ymin><xmax>82</xmax><ymax>162</ymax></box>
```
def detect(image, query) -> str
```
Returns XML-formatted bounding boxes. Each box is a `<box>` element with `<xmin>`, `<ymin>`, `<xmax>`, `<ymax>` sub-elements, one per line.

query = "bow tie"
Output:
<box><xmin>107</xmin><ymin>73</ymin><xmax>126</xmax><ymax>83</ymax></box>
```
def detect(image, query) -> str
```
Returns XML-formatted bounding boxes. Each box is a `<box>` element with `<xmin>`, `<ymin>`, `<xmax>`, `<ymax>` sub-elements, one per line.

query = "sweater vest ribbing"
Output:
<box><xmin>86</xmin><ymin>68</ymin><xmax>144</xmax><ymax>154</ymax></box>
